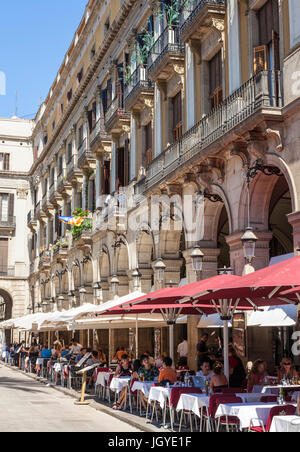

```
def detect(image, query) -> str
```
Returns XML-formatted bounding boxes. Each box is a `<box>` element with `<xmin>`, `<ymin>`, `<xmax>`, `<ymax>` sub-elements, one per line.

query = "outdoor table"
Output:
<box><xmin>148</xmin><ymin>386</ymin><xmax>172</xmax><ymax>409</ymax></box>
<box><xmin>110</xmin><ymin>376</ymin><xmax>131</xmax><ymax>394</ymax></box>
<box><xmin>235</xmin><ymin>393</ymin><xmax>265</xmax><ymax>403</ymax></box>
<box><xmin>270</xmin><ymin>415</ymin><xmax>300</xmax><ymax>432</ymax></box>
<box><xmin>176</xmin><ymin>393</ymin><xmax>210</xmax><ymax>418</ymax></box>
<box><xmin>131</xmin><ymin>381</ymin><xmax>156</xmax><ymax>415</ymax></box>
<box><xmin>253</xmin><ymin>385</ymin><xmax>300</xmax><ymax>394</ymax></box>
<box><xmin>215</xmin><ymin>402</ymin><xmax>297</xmax><ymax>430</ymax></box>
<box><xmin>96</xmin><ymin>371</ymin><xmax>111</xmax><ymax>388</ymax></box>
<box><xmin>132</xmin><ymin>381</ymin><xmax>156</xmax><ymax>397</ymax></box>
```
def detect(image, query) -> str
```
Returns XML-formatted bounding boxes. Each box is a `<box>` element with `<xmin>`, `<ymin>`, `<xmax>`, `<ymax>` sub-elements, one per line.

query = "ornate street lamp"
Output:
<box><xmin>191</xmin><ymin>245</ymin><xmax>204</xmax><ymax>281</ymax></box>
<box><xmin>241</xmin><ymin>227</ymin><xmax>258</xmax><ymax>274</ymax></box>
<box><xmin>132</xmin><ymin>269</ymin><xmax>142</xmax><ymax>292</ymax></box>
<box><xmin>93</xmin><ymin>282</ymin><xmax>102</xmax><ymax>305</ymax></box>
<box><xmin>154</xmin><ymin>258</ymin><xmax>166</xmax><ymax>288</ymax></box>
<box><xmin>79</xmin><ymin>287</ymin><xmax>86</xmax><ymax>305</ymax></box>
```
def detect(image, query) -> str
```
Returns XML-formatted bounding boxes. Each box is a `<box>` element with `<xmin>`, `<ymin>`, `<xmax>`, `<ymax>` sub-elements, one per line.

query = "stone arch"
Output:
<box><xmin>0</xmin><ymin>289</ymin><xmax>13</xmax><ymax>321</ymax></box>
<box><xmin>99</xmin><ymin>245</ymin><xmax>112</xmax><ymax>280</ymax></box>
<box><xmin>136</xmin><ymin>223</ymin><xmax>156</xmax><ymax>268</ymax></box>
<box><xmin>238</xmin><ymin>154</ymin><xmax>296</xmax><ymax>232</ymax></box>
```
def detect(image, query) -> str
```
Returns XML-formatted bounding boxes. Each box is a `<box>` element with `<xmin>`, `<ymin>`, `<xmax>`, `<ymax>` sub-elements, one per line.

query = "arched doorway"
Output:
<box><xmin>0</xmin><ymin>289</ymin><xmax>13</xmax><ymax>344</ymax></box>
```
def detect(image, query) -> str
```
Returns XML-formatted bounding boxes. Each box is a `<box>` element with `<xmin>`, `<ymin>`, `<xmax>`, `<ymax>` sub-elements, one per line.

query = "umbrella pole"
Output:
<box><xmin>136</xmin><ymin>315</ymin><xmax>139</xmax><ymax>360</ymax></box>
<box><xmin>223</xmin><ymin>319</ymin><xmax>230</xmax><ymax>382</ymax></box>
<box><xmin>169</xmin><ymin>324</ymin><xmax>175</xmax><ymax>365</ymax></box>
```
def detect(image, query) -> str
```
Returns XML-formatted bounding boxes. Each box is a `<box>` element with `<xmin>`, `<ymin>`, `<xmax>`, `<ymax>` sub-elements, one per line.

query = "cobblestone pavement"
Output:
<box><xmin>0</xmin><ymin>363</ymin><xmax>141</xmax><ymax>432</ymax></box>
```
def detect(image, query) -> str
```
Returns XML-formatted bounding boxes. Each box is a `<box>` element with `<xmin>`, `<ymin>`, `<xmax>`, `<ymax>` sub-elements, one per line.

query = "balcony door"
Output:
<box><xmin>255</xmin><ymin>0</ymin><xmax>280</xmax><ymax>72</ymax></box>
<box><xmin>116</xmin><ymin>140</ymin><xmax>129</xmax><ymax>190</ymax></box>
<box><xmin>172</xmin><ymin>91</ymin><xmax>183</xmax><ymax>142</ymax></box>
<box><xmin>209</xmin><ymin>51</ymin><xmax>223</xmax><ymax>111</ymax></box>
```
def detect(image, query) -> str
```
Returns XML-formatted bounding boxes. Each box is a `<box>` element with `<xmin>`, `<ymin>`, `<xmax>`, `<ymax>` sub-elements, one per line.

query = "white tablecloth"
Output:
<box><xmin>215</xmin><ymin>402</ymin><xmax>296</xmax><ymax>430</ymax></box>
<box><xmin>236</xmin><ymin>393</ymin><xmax>265</xmax><ymax>403</ymax></box>
<box><xmin>270</xmin><ymin>416</ymin><xmax>300</xmax><ymax>432</ymax></box>
<box><xmin>110</xmin><ymin>377</ymin><xmax>131</xmax><ymax>394</ymax></box>
<box><xmin>132</xmin><ymin>381</ymin><xmax>156</xmax><ymax>397</ymax></box>
<box><xmin>176</xmin><ymin>394</ymin><xmax>210</xmax><ymax>417</ymax></box>
<box><xmin>96</xmin><ymin>372</ymin><xmax>111</xmax><ymax>387</ymax></box>
<box><xmin>253</xmin><ymin>385</ymin><xmax>300</xmax><ymax>395</ymax></box>
<box><xmin>148</xmin><ymin>386</ymin><xmax>172</xmax><ymax>409</ymax></box>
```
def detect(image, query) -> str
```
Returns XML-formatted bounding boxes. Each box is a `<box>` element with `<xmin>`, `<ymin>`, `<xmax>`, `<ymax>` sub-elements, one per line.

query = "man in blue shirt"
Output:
<box><xmin>40</xmin><ymin>346</ymin><xmax>52</xmax><ymax>359</ymax></box>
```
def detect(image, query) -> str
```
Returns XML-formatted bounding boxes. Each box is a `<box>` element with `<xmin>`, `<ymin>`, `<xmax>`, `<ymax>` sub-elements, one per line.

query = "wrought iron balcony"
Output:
<box><xmin>77</xmin><ymin>138</ymin><xmax>96</xmax><ymax>170</ymax></box>
<box><xmin>124</xmin><ymin>65</ymin><xmax>154</xmax><ymax>112</ymax></box>
<box><xmin>147</xmin><ymin>26</ymin><xmax>184</xmax><ymax>81</ymax></box>
<box><xmin>180</xmin><ymin>0</ymin><xmax>226</xmax><ymax>42</ymax></box>
<box><xmin>35</xmin><ymin>201</ymin><xmax>47</xmax><ymax>221</ymax></box>
<box><xmin>135</xmin><ymin>70</ymin><xmax>283</xmax><ymax>194</ymax></box>
<box><xmin>27</xmin><ymin>210</ymin><xmax>37</xmax><ymax>227</ymax></box>
<box><xmin>105</xmin><ymin>94</ymin><xmax>130</xmax><ymax>134</ymax></box>
<box><xmin>38</xmin><ymin>250</ymin><xmax>51</xmax><ymax>269</ymax></box>
<box><xmin>90</xmin><ymin>117</ymin><xmax>111</xmax><ymax>149</ymax></box>
<box><xmin>67</xmin><ymin>155</ymin><xmax>83</xmax><ymax>183</ymax></box>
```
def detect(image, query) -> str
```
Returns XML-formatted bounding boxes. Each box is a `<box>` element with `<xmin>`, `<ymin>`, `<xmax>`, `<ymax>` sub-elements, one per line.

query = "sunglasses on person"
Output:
<box><xmin>283</xmin><ymin>362</ymin><xmax>291</xmax><ymax>366</ymax></box>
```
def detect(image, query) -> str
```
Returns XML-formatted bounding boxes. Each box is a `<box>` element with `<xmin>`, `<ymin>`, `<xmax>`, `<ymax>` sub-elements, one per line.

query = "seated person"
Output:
<box><xmin>196</xmin><ymin>360</ymin><xmax>214</xmax><ymax>382</ymax></box>
<box><xmin>115</xmin><ymin>347</ymin><xmax>128</xmax><ymax>362</ymax></box>
<box><xmin>98</xmin><ymin>349</ymin><xmax>107</xmax><ymax>366</ymax></box>
<box><xmin>86</xmin><ymin>350</ymin><xmax>100</xmax><ymax>367</ymax></box>
<box><xmin>138</xmin><ymin>355</ymin><xmax>159</xmax><ymax>381</ymax></box>
<box><xmin>70</xmin><ymin>340</ymin><xmax>83</xmax><ymax>355</ymax></box>
<box><xmin>113</xmin><ymin>355</ymin><xmax>133</xmax><ymax>411</ymax></box>
<box><xmin>138</xmin><ymin>355</ymin><xmax>159</xmax><ymax>411</ymax></box>
<box><xmin>247</xmin><ymin>359</ymin><xmax>269</xmax><ymax>393</ymax></box>
<box><xmin>114</xmin><ymin>355</ymin><xmax>132</xmax><ymax>377</ymax></box>
<box><xmin>158</xmin><ymin>357</ymin><xmax>177</xmax><ymax>385</ymax></box>
<box><xmin>132</xmin><ymin>359</ymin><xmax>141</xmax><ymax>380</ymax></box>
<box><xmin>277</xmin><ymin>357</ymin><xmax>299</xmax><ymax>382</ymax></box>
<box><xmin>210</xmin><ymin>362</ymin><xmax>228</xmax><ymax>392</ymax></box>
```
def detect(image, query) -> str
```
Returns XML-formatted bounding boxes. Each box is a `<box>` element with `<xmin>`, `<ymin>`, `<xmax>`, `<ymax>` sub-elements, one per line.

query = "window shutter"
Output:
<box><xmin>0</xmin><ymin>195</ymin><xmax>2</xmax><ymax>221</ymax></box>
<box><xmin>272</xmin><ymin>30</ymin><xmax>280</xmax><ymax>71</ymax></box>
<box><xmin>107</xmin><ymin>79</ymin><xmax>112</xmax><ymax>106</ymax></box>
<box><xmin>0</xmin><ymin>239</ymin><xmax>8</xmax><ymax>275</ymax></box>
<box><xmin>8</xmin><ymin>193</ymin><xmax>14</xmax><ymax>219</ymax></box>
<box><xmin>101</xmin><ymin>89</ymin><xmax>107</xmax><ymax>115</ymax></box>
<box><xmin>253</xmin><ymin>45</ymin><xmax>268</xmax><ymax>73</ymax></box>
<box><xmin>3</xmin><ymin>154</ymin><xmax>10</xmax><ymax>171</ymax></box>
<box><xmin>124</xmin><ymin>139</ymin><xmax>129</xmax><ymax>186</ymax></box>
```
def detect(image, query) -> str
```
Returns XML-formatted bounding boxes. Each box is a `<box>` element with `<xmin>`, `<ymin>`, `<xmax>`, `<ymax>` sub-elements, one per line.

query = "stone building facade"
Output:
<box><xmin>0</xmin><ymin>117</ymin><xmax>34</xmax><ymax>341</ymax></box>
<box><xmin>2</xmin><ymin>0</ymin><xmax>300</xmax><ymax>366</ymax></box>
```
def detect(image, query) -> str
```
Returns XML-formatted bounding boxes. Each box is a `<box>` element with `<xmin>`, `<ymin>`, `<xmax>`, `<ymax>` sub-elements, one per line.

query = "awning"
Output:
<box><xmin>248</xmin><ymin>304</ymin><xmax>297</xmax><ymax>327</ymax></box>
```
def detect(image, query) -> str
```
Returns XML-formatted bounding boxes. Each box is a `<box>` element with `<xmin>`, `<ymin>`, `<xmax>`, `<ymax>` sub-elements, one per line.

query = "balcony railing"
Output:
<box><xmin>27</xmin><ymin>210</ymin><xmax>37</xmax><ymax>225</ymax></box>
<box><xmin>0</xmin><ymin>216</ymin><xmax>16</xmax><ymax>229</ymax></box>
<box><xmin>57</xmin><ymin>169</ymin><xmax>67</xmax><ymax>191</ymax></box>
<box><xmin>148</xmin><ymin>26</ymin><xmax>184</xmax><ymax>72</ymax></box>
<box><xmin>90</xmin><ymin>117</ymin><xmax>109</xmax><ymax>145</ymax></box>
<box><xmin>105</xmin><ymin>94</ymin><xmax>125</xmax><ymax>124</ymax></box>
<box><xmin>124</xmin><ymin>65</ymin><xmax>154</xmax><ymax>102</ymax></box>
<box><xmin>136</xmin><ymin>70</ymin><xmax>283</xmax><ymax>193</ymax></box>
<box><xmin>67</xmin><ymin>156</ymin><xmax>77</xmax><ymax>178</ymax></box>
<box><xmin>180</xmin><ymin>0</ymin><xmax>226</xmax><ymax>34</ymax></box>
<box><xmin>49</xmin><ymin>183</ymin><xmax>56</xmax><ymax>199</ymax></box>
<box><xmin>77</xmin><ymin>138</ymin><xmax>87</xmax><ymax>160</ymax></box>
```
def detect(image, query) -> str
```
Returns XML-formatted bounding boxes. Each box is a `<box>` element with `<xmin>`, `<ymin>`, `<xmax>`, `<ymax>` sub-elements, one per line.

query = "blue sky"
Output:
<box><xmin>0</xmin><ymin>0</ymin><xmax>86</xmax><ymax>119</ymax></box>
